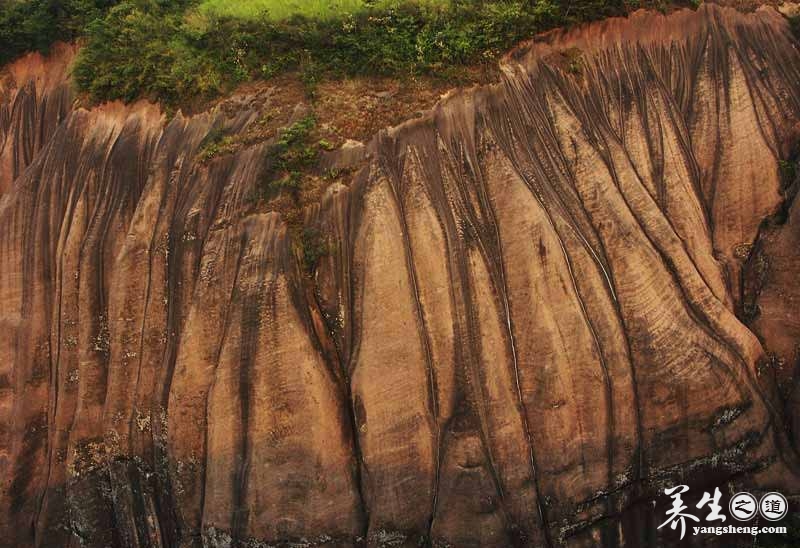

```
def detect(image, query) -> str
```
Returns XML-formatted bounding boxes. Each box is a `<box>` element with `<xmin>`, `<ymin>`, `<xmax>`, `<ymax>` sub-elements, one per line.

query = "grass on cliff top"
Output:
<box><xmin>198</xmin><ymin>0</ymin><xmax>365</xmax><ymax>20</ymax></box>
<box><xmin>68</xmin><ymin>0</ymin><xmax>677</xmax><ymax>107</ymax></box>
<box><xmin>1</xmin><ymin>1</ymin><xmax>685</xmax><ymax>107</ymax></box>
<box><xmin>197</xmin><ymin>0</ymin><xmax>448</xmax><ymax>21</ymax></box>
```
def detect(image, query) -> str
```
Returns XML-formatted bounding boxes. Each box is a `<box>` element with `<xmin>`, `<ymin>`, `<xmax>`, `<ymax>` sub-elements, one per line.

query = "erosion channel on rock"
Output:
<box><xmin>1</xmin><ymin>4</ymin><xmax>800</xmax><ymax>547</ymax></box>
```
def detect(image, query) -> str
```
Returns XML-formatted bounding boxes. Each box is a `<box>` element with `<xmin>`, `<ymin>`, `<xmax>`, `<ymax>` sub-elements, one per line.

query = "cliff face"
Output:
<box><xmin>1</xmin><ymin>5</ymin><xmax>800</xmax><ymax>547</ymax></box>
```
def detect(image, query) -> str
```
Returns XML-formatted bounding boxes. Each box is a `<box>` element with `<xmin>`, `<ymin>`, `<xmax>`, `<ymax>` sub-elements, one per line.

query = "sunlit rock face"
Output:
<box><xmin>1</xmin><ymin>5</ymin><xmax>799</xmax><ymax>547</ymax></box>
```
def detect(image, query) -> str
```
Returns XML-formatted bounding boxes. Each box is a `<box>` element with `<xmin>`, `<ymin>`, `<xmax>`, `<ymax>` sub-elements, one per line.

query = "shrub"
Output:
<box><xmin>299</xmin><ymin>227</ymin><xmax>329</xmax><ymax>273</ymax></box>
<box><xmin>259</xmin><ymin>115</ymin><xmax>319</xmax><ymax>200</ymax></box>
<box><xmin>197</xmin><ymin>127</ymin><xmax>235</xmax><ymax>161</ymax></box>
<box><xmin>72</xmin><ymin>1</ymin><xmax>206</xmax><ymax>104</ymax></box>
<box><xmin>70</xmin><ymin>1</ymin><xmax>666</xmax><ymax>107</ymax></box>
<box><xmin>5</xmin><ymin>1</ymin><xmax>691</xmax><ymax>107</ymax></box>
<box><xmin>0</xmin><ymin>0</ymin><xmax>116</xmax><ymax>65</ymax></box>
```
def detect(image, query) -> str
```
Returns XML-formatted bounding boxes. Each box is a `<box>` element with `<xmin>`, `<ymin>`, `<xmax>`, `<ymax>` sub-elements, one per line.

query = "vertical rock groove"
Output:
<box><xmin>2</xmin><ymin>4</ymin><xmax>800</xmax><ymax>547</ymax></box>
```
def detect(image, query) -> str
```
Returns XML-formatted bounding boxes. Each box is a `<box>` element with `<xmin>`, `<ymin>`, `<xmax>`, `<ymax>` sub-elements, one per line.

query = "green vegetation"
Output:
<box><xmin>199</xmin><ymin>0</ymin><xmax>363</xmax><ymax>21</ymax></box>
<box><xmin>258</xmin><ymin>114</ymin><xmax>319</xmax><ymax>200</ymax></box>
<box><xmin>299</xmin><ymin>227</ymin><xmax>329</xmax><ymax>273</ymax></box>
<box><xmin>72</xmin><ymin>1</ymin><xmax>217</xmax><ymax>105</ymax></box>
<box><xmin>0</xmin><ymin>0</ymin><xmax>115</xmax><ymax>65</ymax></box>
<box><xmin>197</xmin><ymin>128</ymin><xmax>237</xmax><ymax>161</ymax></box>
<box><xmin>73</xmin><ymin>0</ymin><xmax>552</xmax><ymax>105</ymax></box>
<box><xmin>1</xmin><ymin>1</ymin><xmax>682</xmax><ymax>107</ymax></box>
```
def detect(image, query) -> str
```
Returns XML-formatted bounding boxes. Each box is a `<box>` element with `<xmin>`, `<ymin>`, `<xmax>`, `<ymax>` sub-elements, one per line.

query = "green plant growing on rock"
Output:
<box><xmin>62</xmin><ymin>1</ymin><xmax>687</xmax><ymax>108</ymax></box>
<box><xmin>197</xmin><ymin>127</ymin><xmax>236</xmax><ymax>161</ymax></box>
<box><xmin>3</xmin><ymin>2</ymin><xmax>702</xmax><ymax>108</ymax></box>
<box><xmin>259</xmin><ymin>115</ymin><xmax>319</xmax><ymax>200</ymax></box>
<box><xmin>299</xmin><ymin>227</ymin><xmax>329</xmax><ymax>274</ymax></box>
<box><xmin>318</xmin><ymin>138</ymin><xmax>335</xmax><ymax>151</ymax></box>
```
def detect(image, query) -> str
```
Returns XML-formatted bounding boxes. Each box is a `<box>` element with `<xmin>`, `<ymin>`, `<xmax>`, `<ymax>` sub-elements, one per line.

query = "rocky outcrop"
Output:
<box><xmin>2</xmin><ymin>5</ymin><xmax>800</xmax><ymax>547</ymax></box>
<box><xmin>744</xmin><ymin>161</ymin><xmax>800</xmax><ymax>451</ymax></box>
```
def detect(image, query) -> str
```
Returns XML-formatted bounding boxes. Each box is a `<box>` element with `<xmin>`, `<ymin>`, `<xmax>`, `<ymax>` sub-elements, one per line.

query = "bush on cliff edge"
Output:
<box><xmin>71</xmin><ymin>0</ymin><xmax>653</xmax><ymax>106</ymax></box>
<box><xmin>2</xmin><ymin>1</ymin><xmax>679</xmax><ymax>107</ymax></box>
<box><xmin>0</xmin><ymin>0</ymin><xmax>115</xmax><ymax>65</ymax></box>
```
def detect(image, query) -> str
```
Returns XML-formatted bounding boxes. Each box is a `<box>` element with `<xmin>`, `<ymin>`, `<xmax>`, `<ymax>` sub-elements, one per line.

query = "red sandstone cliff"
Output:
<box><xmin>1</xmin><ymin>5</ymin><xmax>800</xmax><ymax>547</ymax></box>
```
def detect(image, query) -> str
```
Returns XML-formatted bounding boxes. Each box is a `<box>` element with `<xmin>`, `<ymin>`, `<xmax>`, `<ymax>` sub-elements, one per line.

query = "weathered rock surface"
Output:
<box><xmin>2</xmin><ymin>5</ymin><xmax>800</xmax><ymax>547</ymax></box>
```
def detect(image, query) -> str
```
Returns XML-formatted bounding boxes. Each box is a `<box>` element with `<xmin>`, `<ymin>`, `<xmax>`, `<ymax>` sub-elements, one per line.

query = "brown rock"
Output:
<box><xmin>1</xmin><ymin>4</ymin><xmax>800</xmax><ymax>547</ymax></box>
